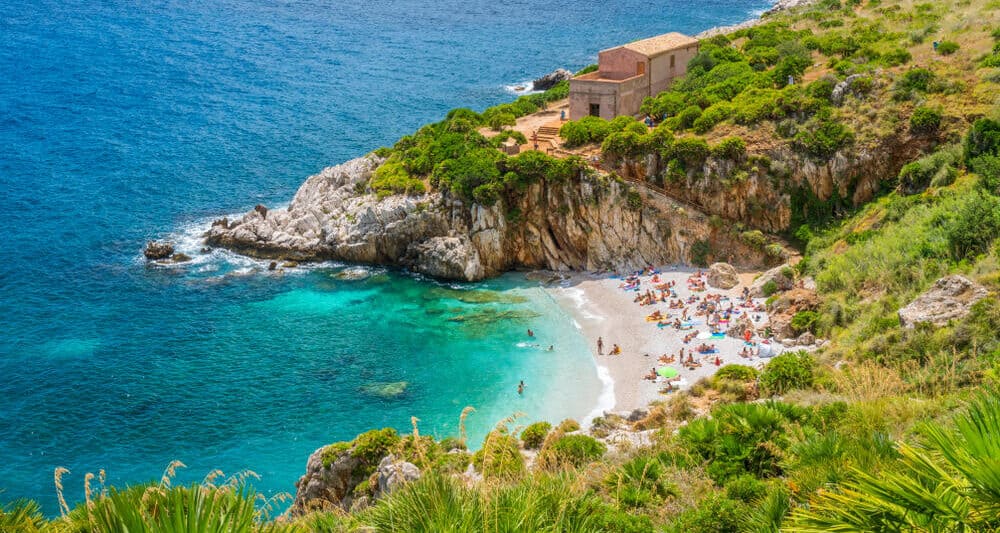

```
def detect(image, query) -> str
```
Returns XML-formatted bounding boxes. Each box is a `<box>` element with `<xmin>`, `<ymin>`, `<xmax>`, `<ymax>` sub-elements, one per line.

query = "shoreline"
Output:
<box><xmin>545</xmin><ymin>267</ymin><xmax>774</xmax><ymax>418</ymax></box>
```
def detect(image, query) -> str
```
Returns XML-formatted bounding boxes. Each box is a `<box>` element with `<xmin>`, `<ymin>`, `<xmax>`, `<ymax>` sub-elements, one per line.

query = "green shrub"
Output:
<box><xmin>715</xmin><ymin>364</ymin><xmax>760</xmax><ymax>382</ymax></box>
<box><xmin>559</xmin><ymin>116</ymin><xmax>612</xmax><ymax>147</ymax></box>
<box><xmin>602</xmin><ymin>130</ymin><xmax>645</xmax><ymax>159</ymax></box>
<box><xmin>794</xmin><ymin>113</ymin><xmax>854</xmax><ymax>159</ymax></box>
<box><xmin>762</xmin><ymin>279</ymin><xmax>779</xmax><ymax>297</ymax></box>
<box><xmin>626</xmin><ymin>190</ymin><xmax>643</xmax><ymax>210</ymax></box>
<box><xmin>965</xmin><ymin>118</ymin><xmax>1000</xmax><ymax>162</ymax></box>
<box><xmin>910</xmin><ymin>106</ymin><xmax>942</xmax><ymax>134</ymax></box>
<box><xmin>370</xmin><ymin>161</ymin><xmax>427</xmax><ymax>198</ymax></box>
<box><xmin>490</xmin><ymin>130</ymin><xmax>528</xmax><ymax>147</ymax></box>
<box><xmin>741</xmin><ymin>229</ymin><xmax>768</xmax><ymax>249</ymax></box>
<box><xmin>548</xmin><ymin>434</ymin><xmax>607</xmax><ymax>467</ymax></box>
<box><xmin>711</xmin><ymin>137</ymin><xmax>747</xmax><ymax>160</ymax></box>
<box><xmin>945</xmin><ymin>190</ymin><xmax>1000</xmax><ymax>260</ymax></box>
<box><xmin>896</xmin><ymin>67</ymin><xmax>935</xmax><ymax>92</ymax></box>
<box><xmin>667</xmin><ymin>494</ymin><xmax>743</xmax><ymax>533</ymax></box>
<box><xmin>896</xmin><ymin>144</ymin><xmax>961</xmax><ymax>193</ymax></box>
<box><xmin>438</xmin><ymin>436</ymin><xmax>467</xmax><ymax>451</ymax></box>
<box><xmin>936</xmin><ymin>40</ymin><xmax>959</xmax><ymax>55</ymax></box>
<box><xmin>880</xmin><ymin>47</ymin><xmax>912</xmax><ymax>66</ymax></box>
<box><xmin>791</xmin><ymin>310</ymin><xmax>820</xmax><ymax>333</ymax></box>
<box><xmin>520</xmin><ymin>422</ymin><xmax>552</xmax><ymax>449</ymax></box>
<box><xmin>678</xmin><ymin>105</ymin><xmax>703</xmax><ymax>129</ymax></box>
<box><xmin>760</xmin><ymin>351</ymin><xmax>815</xmax><ymax>394</ymax></box>
<box><xmin>693</xmin><ymin>103</ymin><xmax>733</xmax><ymax>133</ymax></box>
<box><xmin>724</xmin><ymin>474</ymin><xmax>769</xmax><ymax>503</ymax></box>
<box><xmin>353</xmin><ymin>427</ymin><xmax>401</xmax><ymax>467</ymax></box>
<box><xmin>691</xmin><ymin>239</ymin><xmax>712</xmax><ymax>267</ymax></box>
<box><xmin>970</xmin><ymin>155</ymin><xmax>1000</xmax><ymax>193</ymax></box>
<box><xmin>669</xmin><ymin>137</ymin><xmax>711</xmax><ymax>169</ymax></box>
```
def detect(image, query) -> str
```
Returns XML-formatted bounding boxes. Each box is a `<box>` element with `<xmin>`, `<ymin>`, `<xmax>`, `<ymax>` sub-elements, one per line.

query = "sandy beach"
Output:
<box><xmin>547</xmin><ymin>267</ymin><xmax>775</xmax><ymax>415</ymax></box>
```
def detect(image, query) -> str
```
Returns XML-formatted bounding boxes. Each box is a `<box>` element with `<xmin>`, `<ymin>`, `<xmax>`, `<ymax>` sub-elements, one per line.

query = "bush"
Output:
<box><xmin>794</xmin><ymin>114</ymin><xmax>854</xmax><ymax>159</ymax></box>
<box><xmin>690</xmin><ymin>239</ymin><xmax>712</xmax><ymax>267</ymax></box>
<box><xmin>353</xmin><ymin>427</ymin><xmax>402</xmax><ymax>467</ymax></box>
<box><xmin>520</xmin><ymin>422</ymin><xmax>552</xmax><ymax>449</ymax></box>
<box><xmin>547</xmin><ymin>434</ymin><xmax>607</xmax><ymax>467</ymax></box>
<box><xmin>602</xmin><ymin>130</ymin><xmax>645</xmax><ymax>159</ymax></box>
<box><xmin>711</xmin><ymin>137</ymin><xmax>747</xmax><ymax>160</ymax></box>
<box><xmin>370</xmin><ymin>161</ymin><xmax>427</xmax><ymax>198</ymax></box>
<box><xmin>791</xmin><ymin>310</ymin><xmax>820</xmax><ymax>333</ymax></box>
<box><xmin>678</xmin><ymin>105</ymin><xmax>703</xmax><ymax>129</ymax></box>
<box><xmin>936</xmin><ymin>40</ymin><xmax>959</xmax><ymax>55</ymax></box>
<box><xmin>945</xmin><ymin>190</ymin><xmax>1000</xmax><ymax>261</ymax></box>
<box><xmin>910</xmin><ymin>106</ymin><xmax>942</xmax><ymax>134</ymax></box>
<box><xmin>761</xmin><ymin>279</ymin><xmax>779</xmax><ymax>297</ymax></box>
<box><xmin>724</xmin><ymin>474</ymin><xmax>768</xmax><ymax>502</ymax></box>
<box><xmin>715</xmin><ymin>364</ymin><xmax>760</xmax><ymax>382</ymax></box>
<box><xmin>965</xmin><ymin>118</ymin><xmax>1000</xmax><ymax>162</ymax></box>
<box><xmin>669</xmin><ymin>137</ymin><xmax>711</xmax><ymax>169</ymax></box>
<box><xmin>667</xmin><ymin>494</ymin><xmax>743</xmax><ymax>533</ymax></box>
<box><xmin>896</xmin><ymin>144</ymin><xmax>961</xmax><ymax>193</ymax></box>
<box><xmin>559</xmin><ymin>116</ymin><xmax>612</xmax><ymax>147</ymax></box>
<box><xmin>760</xmin><ymin>351</ymin><xmax>815</xmax><ymax>395</ymax></box>
<box><xmin>693</xmin><ymin>103</ymin><xmax>733</xmax><ymax>133</ymax></box>
<box><xmin>896</xmin><ymin>68</ymin><xmax>935</xmax><ymax>92</ymax></box>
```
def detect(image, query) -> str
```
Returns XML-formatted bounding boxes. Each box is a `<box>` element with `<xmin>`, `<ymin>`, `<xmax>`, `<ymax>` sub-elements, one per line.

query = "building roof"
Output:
<box><xmin>619</xmin><ymin>32</ymin><xmax>698</xmax><ymax>57</ymax></box>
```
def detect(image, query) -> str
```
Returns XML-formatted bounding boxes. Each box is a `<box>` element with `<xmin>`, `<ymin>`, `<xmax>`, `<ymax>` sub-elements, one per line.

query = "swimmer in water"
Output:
<box><xmin>518</xmin><ymin>380</ymin><xmax>525</xmax><ymax>394</ymax></box>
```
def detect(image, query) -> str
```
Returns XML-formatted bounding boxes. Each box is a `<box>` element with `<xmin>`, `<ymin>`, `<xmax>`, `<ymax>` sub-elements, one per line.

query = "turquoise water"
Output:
<box><xmin>0</xmin><ymin>0</ymin><xmax>770</xmax><ymax>514</ymax></box>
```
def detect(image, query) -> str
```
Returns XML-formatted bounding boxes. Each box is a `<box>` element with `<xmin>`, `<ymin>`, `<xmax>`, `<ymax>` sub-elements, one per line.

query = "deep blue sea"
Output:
<box><xmin>0</xmin><ymin>0</ymin><xmax>770</xmax><ymax>514</ymax></box>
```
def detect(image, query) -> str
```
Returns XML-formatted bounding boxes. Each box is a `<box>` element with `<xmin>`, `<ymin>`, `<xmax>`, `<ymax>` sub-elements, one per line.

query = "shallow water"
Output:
<box><xmin>1</xmin><ymin>0</ymin><xmax>770</xmax><ymax>513</ymax></box>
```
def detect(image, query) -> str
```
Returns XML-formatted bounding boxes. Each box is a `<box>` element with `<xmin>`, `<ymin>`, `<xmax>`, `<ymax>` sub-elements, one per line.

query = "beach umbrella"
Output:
<box><xmin>656</xmin><ymin>366</ymin><xmax>679</xmax><ymax>378</ymax></box>
<box><xmin>696</xmin><ymin>331</ymin><xmax>712</xmax><ymax>340</ymax></box>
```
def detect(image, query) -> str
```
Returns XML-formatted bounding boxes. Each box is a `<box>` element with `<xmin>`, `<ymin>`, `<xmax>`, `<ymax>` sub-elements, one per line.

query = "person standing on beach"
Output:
<box><xmin>597</xmin><ymin>336</ymin><xmax>604</xmax><ymax>355</ymax></box>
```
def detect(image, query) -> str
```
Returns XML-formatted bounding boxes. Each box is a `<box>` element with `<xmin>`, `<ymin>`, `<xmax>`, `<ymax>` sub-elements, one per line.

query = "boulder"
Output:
<box><xmin>169</xmin><ymin>253</ymin><xmax>192</xmax><ymax>263</ymax></box>
<box><xmin>291</xmin><ymin>445</ymin><xmax>364</xmax><ymax>515</ymax></box>
<box><xmin>751</xmin><ymin>264</ymin><xmax>795</xmax><ymax>297</ymax></box>
<box><xmin>831</xmin><ymin>74</ymin><xmax>866</xmax><ymax>106</ymax></box>
<box><xmin>373</xmin><ymin>455</ymin><xmax>420</xmax><ymax>499</ymax></box>
<box><xmin>532</xmin><ymin>68</ymin><xmax>572</xmax><ymax>91</ymax></box>
<box><xmin>707</xmin><ymin>262</ymin><xmax>739</xmax><ymax>289</ymax></box>
<box><xmin>405</xmin><ymin>236</ymin><xmax>485</xmax><ymax>281</ymax></box>
<box><xmin>144</xmin><ymin>241</ymin><xmax>174</xmax><ymax>260</ymax></box>
<box><xmin>796</xmin><ymin>331</ymin><xmax>815</xmax><ymax>346</ymax></box>
<box><xmin>898</xmin><ymin>275</ymin><xmax>988</xmax><ymax>328</ymax></box>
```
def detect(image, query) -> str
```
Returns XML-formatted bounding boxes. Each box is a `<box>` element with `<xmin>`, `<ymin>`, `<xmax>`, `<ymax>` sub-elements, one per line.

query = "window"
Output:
<box><xmin>636</xmin><ymin>61</ymin><xmax>645</xmax><ymax>75</ymax></box>
<box><xmin>670</xmin><ymin>55</ymin><xmax>675</xmax><ymax>68</ymax></box>
<box><xmin>589</xmin><ymin>103</ymin><xmax>600</xmax><ymax>117</ymax></box>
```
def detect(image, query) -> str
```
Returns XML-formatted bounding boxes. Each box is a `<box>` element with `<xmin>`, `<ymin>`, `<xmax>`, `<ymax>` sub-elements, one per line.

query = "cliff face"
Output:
<box><xmin>612</xmin><ymin>133</ymin><xmax>935</xmax><ymax>233</ymax></box>
<box><xmin>205</xmin><ymin>155</ymin><xmax>775</xmax><ymax>280</ymax></box>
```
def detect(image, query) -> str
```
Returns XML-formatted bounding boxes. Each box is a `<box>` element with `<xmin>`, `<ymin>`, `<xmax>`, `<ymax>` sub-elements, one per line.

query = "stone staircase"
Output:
<box><xmin>533</xmin><ymin>124</ymin><xmax>562</xmax><ymax>153</ymax></box>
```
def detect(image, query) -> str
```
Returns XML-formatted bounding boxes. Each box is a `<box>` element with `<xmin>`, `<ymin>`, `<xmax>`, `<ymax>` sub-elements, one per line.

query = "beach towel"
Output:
<box><xmin>711</xmin><ymin>333</ymin><xmax>726</xmax><ymax>339</ymax></box>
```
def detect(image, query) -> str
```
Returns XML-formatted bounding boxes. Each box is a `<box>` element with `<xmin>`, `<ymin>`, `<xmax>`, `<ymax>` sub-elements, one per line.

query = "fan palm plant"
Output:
<box><xmin>790</xmin><ymin>390</ymin><xmax>1000</xmax><ymax>532</ymax></box>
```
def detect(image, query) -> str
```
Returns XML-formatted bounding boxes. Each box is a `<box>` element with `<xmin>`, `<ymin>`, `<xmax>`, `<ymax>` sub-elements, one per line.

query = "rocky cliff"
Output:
<box><xmin>611</xmin><ymin>131</ymin><xmax>936</xmax><ymax>233</ymax></box>
<box><xmin>205</xmin><ymin>155</ymin><xmax>776</xmax><ymax>280</ymax></box>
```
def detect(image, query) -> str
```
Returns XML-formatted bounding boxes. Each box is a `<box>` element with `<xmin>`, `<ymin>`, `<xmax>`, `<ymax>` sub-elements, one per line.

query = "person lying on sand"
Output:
<box><xmin>610</xmin><ymin>344</ymin><xmax>622</xmax><ymax>355</ymax></box>
<box><xmin>647</xmin><ymin>310</ymin><xmax>664</xmax><ymax>321</ymax></box>
<box><xmin>658</xmin><ymin>353</ymin><xmax>676</xmax><ymax>364</ymax></box>
<box><xmin>644</xmin><ymin>368</ymin><xmax>658</xmax><ymax>381</ymax></box>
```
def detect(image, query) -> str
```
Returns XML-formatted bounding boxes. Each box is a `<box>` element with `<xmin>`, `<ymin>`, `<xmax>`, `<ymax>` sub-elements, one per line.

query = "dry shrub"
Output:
<box><xmin>832</xmin><ymin>360</ymin><xmax>908</xmax><ymax>401</ymax></box>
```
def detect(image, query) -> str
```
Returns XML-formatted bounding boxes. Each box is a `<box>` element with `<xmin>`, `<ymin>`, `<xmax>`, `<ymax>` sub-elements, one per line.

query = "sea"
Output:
<box><xmin>0</xmin><ymin>0</ymin><xmax>771</xmax><ymax>514</ymax></box>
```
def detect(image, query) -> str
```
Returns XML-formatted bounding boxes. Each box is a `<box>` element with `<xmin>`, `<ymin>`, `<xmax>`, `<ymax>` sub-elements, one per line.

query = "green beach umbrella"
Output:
<box><xmin>656</xmin><ymin>366</ymin><xmax>679</xmax><ymax>378</ymax></box>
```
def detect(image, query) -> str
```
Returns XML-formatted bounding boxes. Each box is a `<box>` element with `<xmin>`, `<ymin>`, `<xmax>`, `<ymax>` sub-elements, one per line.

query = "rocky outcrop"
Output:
<box><xmin>291</xmin><ymin>445</ymin><xmax>365</xmax><ymax>515</ymax></box>
<box><xmin>898</xmin><ymin>275</ymin><xmax>988</xmax><ymax>328</ymax></box>
<box><xmin>612</xmin><ymin>126</ymin><xmax>936</xmax><ymax>233</ymax></box>
<box><xmin>767</xmin><ymin>287</ymin><xmax>819</xmax><ymax>341</ymax></box>
<box><xmin>532</xmin><ymin>69</ymin><xmax>572</xmax><ymax>91</ymax></box>
<box><xmin>374</xmin><ymin>455</ymin><xmax>420</xmax><ymax>499</ymax></box>
<box><xmin>751</xmin><ymin>264</ymin><xmax>795</xmax><ymax>297</ymax></box>
<box><xmin>144</xmin><ymin>241</ymin><xmax>174</xmax><ymax>260</ymax></box>
<box><xmin>206</xmin><ymin>155</ymin><xmax>776</xmax><ymax>281</ymax></box>
<box><xmin>707</xmin><ymin>262</ymin><xmax>739</xmax><ymax>289</ymax></box>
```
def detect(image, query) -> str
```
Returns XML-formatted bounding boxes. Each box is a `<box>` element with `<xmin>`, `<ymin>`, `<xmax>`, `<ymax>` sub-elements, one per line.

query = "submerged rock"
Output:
<box><xmin>144</xmin><ymin>240</ymin><xmax>174</xmax><ymax>260</ymax></box>
<box><xmin>707</xmin><ymin>262</ymin><xmax>739</xmax><ymax>289</ymax></box>
<box><xmin>360</xmin><ymin>381</ymin><xmax>408</xmax><ymax>399</ymax></box>
<box><xmin>169</xmin><ymin>252</ymin><xmax>192</xmax><ymax>263</ymax></box>
<box><xmin>336</xmin><ymin>267</ymin><xmax>370</xmax><ymax>280</ymax></box>
<box><xmin>532</xmin><ymin>68</ymin><xmax>572</xmax><ymax>91</ymax></box>
<box><xmin>898</xmin><ymin>275</ymin><xmax>988</xmax><ymax>328</ymax></box>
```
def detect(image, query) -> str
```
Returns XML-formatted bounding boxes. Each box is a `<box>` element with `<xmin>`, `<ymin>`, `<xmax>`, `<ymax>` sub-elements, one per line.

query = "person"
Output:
<box><xmin>560</xmin><ymin>110</ymin><xmax>566</xmax><ymax>121</ymax></box>
<box><xmin>547</xmin><ymin>345</ymin><xmax>554</xmax><ymax>351</ymax></box>
<box><xmin>532</xmin><ymin>130</ymin><xmax>539</xmax><ymax>151</ymax></box>
<box><xmin>527</xmin><ymin>329</ymin><xmax>534</xmax><ymax>337</ymax></box>
<box><xmin>611</xmin><ymin>344</ymin><xmax>622</xmax><ymax>355</ymax></box>
<box><xmin>597</xmin><ymin>336</ymin><xmax>604</xmax><ymax>355</ymax></box>
<box><xmin>518</xmin><ymin>380</ymin><xmax>525</xmax><ymax>395</ymax></box>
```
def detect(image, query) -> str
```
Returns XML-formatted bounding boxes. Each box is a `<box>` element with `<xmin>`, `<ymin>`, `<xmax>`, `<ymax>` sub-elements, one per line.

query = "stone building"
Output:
<box><xmin>569</xmin><ymin>32</ymin><xmax>699</xmax><ymax>120</ymax></box>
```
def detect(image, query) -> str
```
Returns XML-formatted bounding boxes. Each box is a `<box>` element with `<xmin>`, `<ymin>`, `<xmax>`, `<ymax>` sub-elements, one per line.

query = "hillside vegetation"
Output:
<box><xmin>5</xmin><ymin>0</ymin><xmax>1000</xmax><ymax>530</ymax></box>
